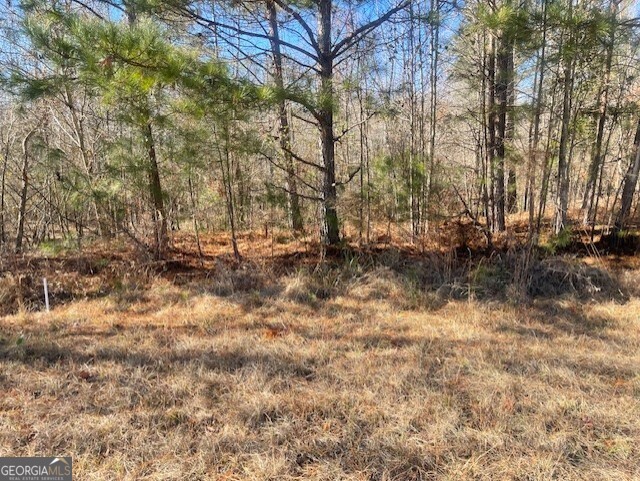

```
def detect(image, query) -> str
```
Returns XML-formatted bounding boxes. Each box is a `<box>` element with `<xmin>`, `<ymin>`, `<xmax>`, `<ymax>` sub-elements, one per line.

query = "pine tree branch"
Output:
<box><xmin>263</xmin><ymin>154</ymin><xmax>321</xmax><ymax>193</ymax></box>
<box><xmin>332</xmin><ymin>0</ymin><xmax>411</xmax><ymax>58</ymax></box>
<box><xmin>280</xmin><ymin>145</ymin><xmax>326</xmax><ymax>172</ymax></box>
<box><xmin>336</xmin><ymin>167</ymin><xmax>361</xmax><ymax>186</ymax></box>
<box><xmin>181</xmin><ymin>6</ymin><xmax>320</xmax><ymax>62</ymax></box>
<box><xmin>271</xmin><ymin>0</ymin><xmax>321</xmax><ymax>54</ymax></box>
<box><xmin>334</xmin><ymin>111</ymin><xmax>377</xmax><ymax>142</ymax></box>
<box><xmin>268</xmin><ymin>182</ymin><xmax>323</xmax><ymax>202</ymax></box>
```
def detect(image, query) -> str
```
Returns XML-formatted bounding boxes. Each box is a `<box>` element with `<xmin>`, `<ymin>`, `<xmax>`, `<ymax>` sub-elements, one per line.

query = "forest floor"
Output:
<box><xmin>1</xmin><ymin>223</ymin><xmax>639</xmax><ymax>480</ymax></box>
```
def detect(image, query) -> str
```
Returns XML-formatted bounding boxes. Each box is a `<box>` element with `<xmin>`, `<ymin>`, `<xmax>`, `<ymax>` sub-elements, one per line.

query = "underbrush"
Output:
<box><xmin>0</xmin><ymin>237</ymin><xmax>636</xmax><ymax>317</ymax></box>
<box><xmin>1</xmin><ymin>234</ymin><xmax>639</xmax><ymax>479</ymax></box>
<box><xmin>272</xmin><ymin>244</ymin><xmax>634</xmax><ymax>311</ymax></box>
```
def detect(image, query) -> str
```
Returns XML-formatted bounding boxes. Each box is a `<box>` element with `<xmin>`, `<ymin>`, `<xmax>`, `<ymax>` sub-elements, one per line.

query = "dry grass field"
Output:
<box><xmin>1</xmin><ymin>231</ymin><xmax>639</xmax><ymax>480</ymax></box>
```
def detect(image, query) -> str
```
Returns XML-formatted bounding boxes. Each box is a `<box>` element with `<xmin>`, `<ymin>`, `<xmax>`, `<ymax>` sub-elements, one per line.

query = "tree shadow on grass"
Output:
<box><xmin>494</xmin><ymin>299</ymin><xmax>628</xmax><ymax>345</ymax></box>
<box><xmin>0</xmin><ymin>329</ymin><xmax>318</xmax><ymax>382</ymax></box>
<box><xmin>1</xmin><ymin>298</ymin><xmax>637</xmax><ymax>480</ymax></box>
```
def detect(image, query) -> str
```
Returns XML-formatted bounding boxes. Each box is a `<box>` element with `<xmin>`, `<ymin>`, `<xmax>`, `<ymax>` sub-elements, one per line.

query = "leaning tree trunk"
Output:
<box><xmin>317</xmin><ymin>0</ymin><xmax>340</xmax><ymax>245</ymax></box>
<box><xmin>217</xmin><ymin>125</ymin><xmax>241</xmax><ymax>261</ymax></box>
<box><xmin>614</xmin><ymin>117</ymin><xmax>640</xmax><ymax>234</ymax></box>
<box><xmin>266</xmin><ymin>0</ymin><xmax>304</xmax><ymax>234</ymax></box>
<box><xmin>16</xmin><ymin>129</ymin><xmax>37</xmax><ymax>253</ymax></box>
<box><xmin>143</xmin><ymin>122</ymin><xmax>168</xmax><ymax>259</ymax></box>
<box><xmin>64</xmin><ymin>85</ymin><xmax>106</xmax><ymax>237</ymax></box>
<box><xmin>581</xmin><ymin>0</ymin><xmax>618</xmax><ymax>226</ymax></box>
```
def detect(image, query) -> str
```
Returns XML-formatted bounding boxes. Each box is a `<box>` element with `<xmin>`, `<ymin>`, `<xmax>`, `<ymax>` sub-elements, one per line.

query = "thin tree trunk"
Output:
<box><xmin>216</xmin><ymin>125</ymin><xmax>241</xmax><ymax>261</ymax></box>
<box><xmin>365</xmin><ymin>91</ymin><xmax>371</xmax><ymax>244</ymax></box>
<box><xmin>582</xmin><ymin>0</ymin><xmax>619</xmax><ymax>225</ymax></box>
<box><xmin>554</xmin><ymin>0</ymin><xmax>575</xmax><ymax>235</ymax></box>
<box><xmin>590</xmin><ymin>107</ymin><xmax>620</xmax><ymax>239</ymax></box>
<box><xmin>143</xmin><ymin>121</ymin><xmax>168</xmax><ymax>259</ymax></box>
<box><xmin>408</xmin><ymin>0</ymin><xmax>419</xmax><ymax>238</ymax></box>
<box><xmin>358</xmin><ymin>78</ymin><xmax>366</xmax><ymax>244</ymax></box>
<box><xmin>507</xmin><ymin>168</ymin><xmax>517</xmax><ymax>213</ymax></box>
<box><xmin>63</xmin><ymin>85</ymin><xmax>104</xmax><ymax>236</ymax></box>
<box><xmin>425</xmin><ymin>0</ymin><xmax>440</xmax><ymax>234</ymax></box>
<box><xmin>487</xmin><ymin>36</ymin><xmax>497</xmax><ymax>231</ymax></box>
<box><xmin>188</xmin><ymin>174</ymin><xmax>204</xmax><ymax>265</ymax></box>
<box><xmin>0</xmin><ymin>131</ymin><xmax>12</xmax><ymax>246</ymax></box>
<box><xmin>528</xmin><ymin>0</ymin><xmax>547</xmax><ymax>237</ymax></box>
<box><xmin>480</xmin><ymin>30</ymin><xmax>491</xmax><ymax>231</ymax></box>
<box><xmin>505</xmin><ymin>41</ymin><xmax>517</xmax><ymax>214</ymax></box>
<box><xmin>537</xmin><ymin>76</ymin><xmax>560</xmax><ymax>231</ymax></box>
<box><xmin>16</xmin><ymin>129</ymin><xmax>37</xmax><ymax>253</ymax></box>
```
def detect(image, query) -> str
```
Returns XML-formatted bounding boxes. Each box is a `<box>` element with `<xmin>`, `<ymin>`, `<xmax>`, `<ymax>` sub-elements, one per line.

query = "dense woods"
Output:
<box><xmin>1</xmin><ymin>0</ymin><xmax>639</xmax><ymax>258</ymax></box>
<box><xmin>3</xmin><ymin>3</ymin><xmax>640</xmax><ymax>479</ymax></box>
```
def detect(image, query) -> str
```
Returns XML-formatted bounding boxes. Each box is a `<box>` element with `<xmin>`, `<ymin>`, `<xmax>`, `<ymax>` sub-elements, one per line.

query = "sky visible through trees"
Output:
<box><xmin>0</xmin><ymin>0</ymin><xmax>639</xmax><ymax>258</ymax></box>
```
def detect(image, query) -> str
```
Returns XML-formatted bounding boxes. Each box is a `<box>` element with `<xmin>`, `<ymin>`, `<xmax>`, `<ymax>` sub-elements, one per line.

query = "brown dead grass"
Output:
<box><xmin>1</xmin><ymin>264</ymin><xmax>639</xmax><ymax>479</ymax></box>
<box><xmin>0</xmin><ymin>230</ymin><xmax>639</xmax><ymax>480</ymax></box>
